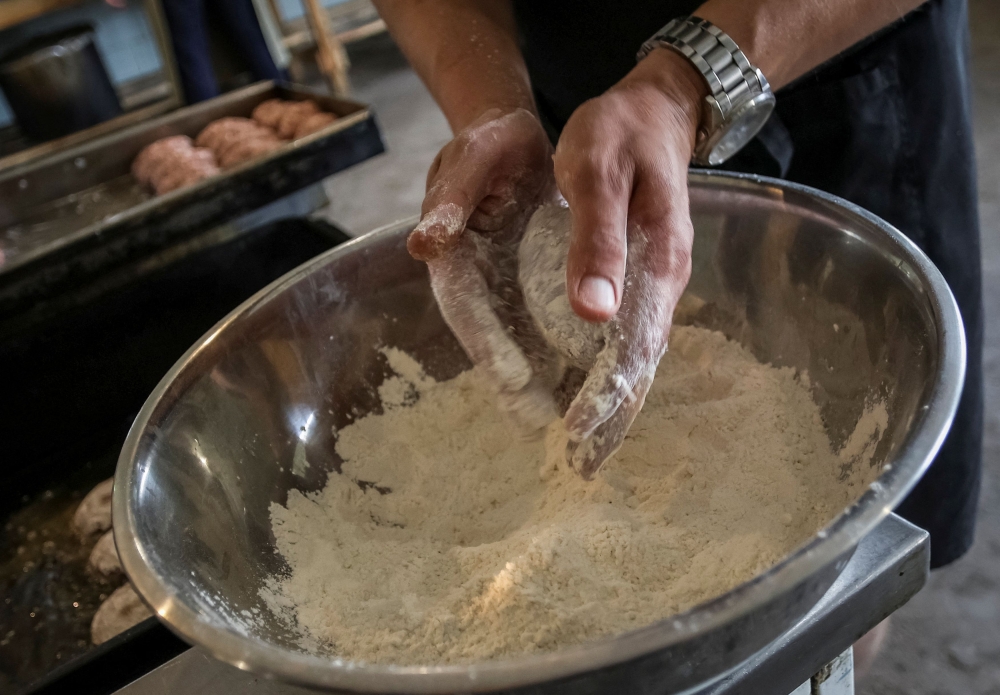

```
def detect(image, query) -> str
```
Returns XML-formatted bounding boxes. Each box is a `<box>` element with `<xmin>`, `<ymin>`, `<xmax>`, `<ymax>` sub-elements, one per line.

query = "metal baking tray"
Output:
<box><xmin>0</xmin><ymin>81</ymin><xmax>384</xmax><ymax>314</ymax></box>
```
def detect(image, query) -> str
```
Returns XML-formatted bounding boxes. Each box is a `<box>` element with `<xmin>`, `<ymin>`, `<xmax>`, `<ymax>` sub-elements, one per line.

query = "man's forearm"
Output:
<box><xmin>373</xmin><ymin>0</ymin><xmax>535</xmax><ymax>132</ymax></box>
<box><xmin>695</xmin><ymin>0</ymin><xmax>925</xmax><ymax>89</ymax></box>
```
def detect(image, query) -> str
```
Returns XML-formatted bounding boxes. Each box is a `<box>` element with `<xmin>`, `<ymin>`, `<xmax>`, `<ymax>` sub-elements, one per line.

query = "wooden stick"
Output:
<box><xmin>300</xmin><ymin>0</ymin><xmax>351</xmax><ymax>96</ymax></box>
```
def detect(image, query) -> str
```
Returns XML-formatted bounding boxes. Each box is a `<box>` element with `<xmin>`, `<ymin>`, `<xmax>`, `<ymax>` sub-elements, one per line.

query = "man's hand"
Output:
<box><xmin>552</xmin><ymin>49</ymin><xmax>707</xmax><ymax>477</ymax></box>
<box><xmin>409</xmin><ymin>108</ymin><xmax>565</xmax><ymax>432</ymax></box>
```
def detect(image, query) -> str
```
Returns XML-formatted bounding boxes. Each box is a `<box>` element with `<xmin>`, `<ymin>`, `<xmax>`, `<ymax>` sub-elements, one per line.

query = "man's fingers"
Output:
<box><xmin>562</xmin><ymin>179</ymin><xmax>688</xmax><ymax>444</ymax></box>
<box><xmin>429</xmin><ymin>238</ymin><xmax>558</xmax><ymax>435</ymax></box>
<box><xmin>562</xmin><ymin>332</ymin><xmax>648</xmax><ymax>441</ymax></box>
<box><xmin>569</xmin><ymin>365</ymin><xmax>655</xmax><ymax>479</ymax></box>
<box><xmin>408</xmin><ymin>152</ymin><xmax>487</xmax><ymax>261</ymax></box>
<box><xmin>408</xmin><ymin>200</ymin><xmax>471</xmax><ymax>261</ymax></box>
<box><xmin>407</xmin><ymin>123</ymin><xmax>500</xmax><ymax>261</ymax></box>
<box><xmin>554</xmin><ymin>147</ymin><xmax>630</xmax><ymax>323</ymax></box>
<box><xmin>427</xmin><ymin>238</ymin><xmax>533</xmax><ymax>393</ymax></box>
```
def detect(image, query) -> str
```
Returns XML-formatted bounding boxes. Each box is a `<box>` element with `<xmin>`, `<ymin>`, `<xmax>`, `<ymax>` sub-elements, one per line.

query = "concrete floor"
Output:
<box><xmin>321</xmin><ymin>4</ymin><xmax>1000</xmax><ymax>692</ymax></box>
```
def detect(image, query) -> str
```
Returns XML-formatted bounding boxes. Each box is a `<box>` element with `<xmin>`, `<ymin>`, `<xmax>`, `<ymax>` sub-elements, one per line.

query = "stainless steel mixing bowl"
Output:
<box><xmin>114</xmin><ymin>171</ymin><xmax>965</xmax><ymax>694</ymax></box>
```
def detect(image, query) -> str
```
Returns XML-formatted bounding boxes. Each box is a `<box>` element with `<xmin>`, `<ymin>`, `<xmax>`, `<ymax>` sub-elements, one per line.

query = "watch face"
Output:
<box><xmin>707</xmin><ymin>93</ymin><xmax>776</xmax><ymax>166</ymax></box>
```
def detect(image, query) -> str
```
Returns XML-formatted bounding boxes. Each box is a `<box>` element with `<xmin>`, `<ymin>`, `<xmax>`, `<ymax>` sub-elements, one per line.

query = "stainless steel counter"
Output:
<box><xmin>114</xmin><ymin>513</ymin><xmax>928</xmax><ymax>695</ymax></box>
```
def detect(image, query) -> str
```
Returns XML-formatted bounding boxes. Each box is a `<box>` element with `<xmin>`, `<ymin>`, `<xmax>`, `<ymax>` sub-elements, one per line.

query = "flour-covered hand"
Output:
<box><xmin>409</xmin><ymin>108</ymin><xmax>562</xmax><ymax>432</ymax></box>
<box><xmin>552</xmin><ymin>49</ymin><xmax>706</xmax><ymax>478</ymax></box>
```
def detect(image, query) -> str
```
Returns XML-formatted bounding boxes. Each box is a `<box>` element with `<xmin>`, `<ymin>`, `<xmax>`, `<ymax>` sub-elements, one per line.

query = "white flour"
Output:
<box><xmin>265</xmin><ymin>328</ymin><xmax>875</xmax><ymax>664</ymax></box>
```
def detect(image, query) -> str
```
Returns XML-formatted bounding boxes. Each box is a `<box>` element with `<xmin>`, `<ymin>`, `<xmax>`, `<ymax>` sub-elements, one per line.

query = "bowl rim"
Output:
<box><xmin>114</xmin><ymin>170</ymin><xmax>965</xmax><ymax>693</ymax></box>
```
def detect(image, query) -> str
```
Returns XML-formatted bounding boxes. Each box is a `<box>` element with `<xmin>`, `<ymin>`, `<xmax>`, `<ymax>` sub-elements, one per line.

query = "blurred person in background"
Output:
<box><xmin>109</xmin><ymin>0</ymin><xmax>285</xmax><ymax>103</ymax></box>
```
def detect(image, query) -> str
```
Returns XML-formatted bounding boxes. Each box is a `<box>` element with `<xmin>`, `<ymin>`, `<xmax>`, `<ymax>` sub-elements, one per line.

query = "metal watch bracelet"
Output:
<box><xmin>637</xmin><ymin>16</ymin><xmax>774</xmax><ymax>165</ymax></box>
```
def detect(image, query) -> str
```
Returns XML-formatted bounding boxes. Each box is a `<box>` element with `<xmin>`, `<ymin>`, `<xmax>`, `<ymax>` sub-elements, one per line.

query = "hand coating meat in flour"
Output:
<box><xmin>517</xmin><ymin>202</ymin><xmax>676</xmax><ymax>478</ymax></box>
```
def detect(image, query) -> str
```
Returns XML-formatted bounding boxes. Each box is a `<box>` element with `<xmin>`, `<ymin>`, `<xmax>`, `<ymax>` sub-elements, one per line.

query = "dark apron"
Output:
<box><xmin>513</xmin><ymin>0</ymin><xmax>983</xmax><ymax>568</ymax></box>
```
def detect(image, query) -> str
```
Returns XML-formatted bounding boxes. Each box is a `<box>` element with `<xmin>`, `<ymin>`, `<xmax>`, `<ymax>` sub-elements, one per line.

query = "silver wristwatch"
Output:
<box><xmin>637</xmin><ymin>16</ymin><xmax>775</xmax><ymax>166</ymax></box>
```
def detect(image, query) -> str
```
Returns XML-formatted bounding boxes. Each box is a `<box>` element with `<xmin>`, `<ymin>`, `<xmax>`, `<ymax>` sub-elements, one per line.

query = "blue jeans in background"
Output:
<box><xmin>160</xmin><ymin>0</ymin><xmax>285</xmax><ymax>103</ymax></box>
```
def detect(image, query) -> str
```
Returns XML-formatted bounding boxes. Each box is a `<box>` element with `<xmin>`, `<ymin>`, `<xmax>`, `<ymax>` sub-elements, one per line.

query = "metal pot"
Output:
<box><xmin>114</xmin><ymin>171</ymin><xmax>964</xmax><ymax>693</ymax></box>
<box><xmin>0</xmin><ymin>26</ymin><xmax>122</xmax><ymax>142</ymax></box>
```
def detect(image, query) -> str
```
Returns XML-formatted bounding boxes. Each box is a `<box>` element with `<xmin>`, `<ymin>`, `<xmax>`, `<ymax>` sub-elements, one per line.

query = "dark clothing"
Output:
<box><xmin>515</xmin><ymin>0</ymin><xmax>701</xmax><ymax>136</ymax></box>
<box><xmin>513</xmin><ymin>0</ymin><xmax>983</xmax><ymax>568</ymax></box>
<box><xmin>160</xmin><ymin>0</ymin><xmax>284</xmax><ymax>103</ymax></box>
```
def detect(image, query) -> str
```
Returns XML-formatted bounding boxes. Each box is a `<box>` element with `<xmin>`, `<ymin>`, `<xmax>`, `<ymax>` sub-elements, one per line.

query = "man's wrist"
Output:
<box><xmin>617</xmin><ymin>48</ymin><xmax>709</xmax><ymax>154</ymax></box>
<box><xmin>434</xmin><ymin>52</ymin><xmax>538</xmax><ymax>132</ymax></box>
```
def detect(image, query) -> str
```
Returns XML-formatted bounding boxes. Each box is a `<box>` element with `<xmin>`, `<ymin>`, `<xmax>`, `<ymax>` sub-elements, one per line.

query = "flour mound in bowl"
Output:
<box><xmin>264</xmin><ymin>326</ymin><xmax>874</xmax><ymax>665</ymax></box>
